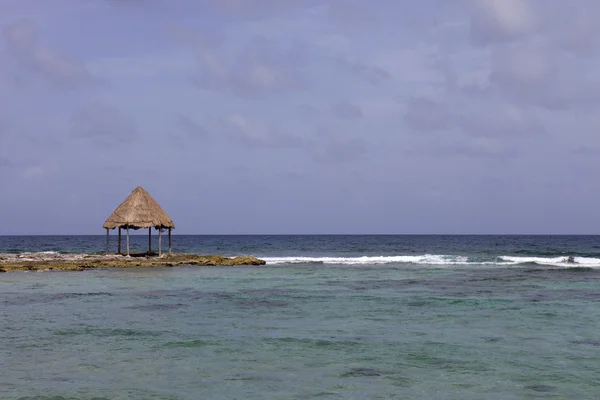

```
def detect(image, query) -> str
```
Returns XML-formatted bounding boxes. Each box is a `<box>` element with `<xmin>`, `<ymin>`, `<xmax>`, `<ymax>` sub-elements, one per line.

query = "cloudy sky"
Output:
<box><xmin>1</xmin><ymin>0</ymin><xmax>599</xmax><ymax>234</ymax></box>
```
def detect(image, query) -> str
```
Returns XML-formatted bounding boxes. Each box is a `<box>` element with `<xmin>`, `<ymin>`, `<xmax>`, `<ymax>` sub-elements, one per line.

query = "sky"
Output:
<box><xmin>1</xmin><ymin>0</ymin><xmax>600</xmax><ymax>235</ymax></box>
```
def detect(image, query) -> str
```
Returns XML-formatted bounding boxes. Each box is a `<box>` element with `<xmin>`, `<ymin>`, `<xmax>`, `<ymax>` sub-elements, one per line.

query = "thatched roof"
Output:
<box><xmin>103</xmin><ymin>186</ymin><xmax>175</xmax><ymax>230</ymax></box>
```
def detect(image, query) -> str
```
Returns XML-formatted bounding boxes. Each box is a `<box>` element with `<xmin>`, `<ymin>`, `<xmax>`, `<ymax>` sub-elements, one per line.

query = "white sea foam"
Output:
<box><xmin>262</xmin><ymin>255</ymin><xmax>467</xmax><ymax>265</ymax></box>
<box><xmin>261</xmin><ymin>254</ymin><xmax>600</xmax><ymax>268</ymax></box>
<box><xmin>499</xmin><ymin>256</ymin><xmax>600</xmax><ymax>267</ymax></box>
<box><xmin>18</xmin><ymin>251</ymin><xmax>60</xmax><ymax>256</ymax></box>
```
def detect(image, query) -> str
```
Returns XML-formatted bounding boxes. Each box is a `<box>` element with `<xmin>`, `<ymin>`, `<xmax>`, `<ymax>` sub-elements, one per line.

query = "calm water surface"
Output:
<box><xmin>1</xmin><ymin>236</ymin><xmax>600</xmax><ymax>399</ymax></box>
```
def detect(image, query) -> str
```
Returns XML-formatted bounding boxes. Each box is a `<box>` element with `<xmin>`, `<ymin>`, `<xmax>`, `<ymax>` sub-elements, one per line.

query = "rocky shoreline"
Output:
<box><xmin>0</xmin><ymin>253</ymin><xmax>266</xmax><ymax>272</ymax></box>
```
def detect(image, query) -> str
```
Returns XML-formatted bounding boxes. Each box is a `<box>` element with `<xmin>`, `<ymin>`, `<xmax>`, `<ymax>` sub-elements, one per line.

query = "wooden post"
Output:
<box><xmin>105</xmin><ymin>228</ymin><xmax>109</xmax><ymax>255</ymax></box>
<box><xmin>148</xmin><ymin>228</ymin><xmax>152</xmax><ymax>254</ymax></box>
<box><xmin>118</xmin><ymin>228</ymin><xmax>122</xmax><ymax>254</ymax></box>
<box><xmin>158</xmin><ymin>227</ymin><xmax>162</xmax><ymax>257</ymax></box>
<box><xmin>126</xmin><ymin>227</ymin><xmax>130</xmax><ymax>256</ymax></box>
<box><xmin>168</xmin><ymin>228</ymin><xmax>172</xmax><ymax>255</ymax></box>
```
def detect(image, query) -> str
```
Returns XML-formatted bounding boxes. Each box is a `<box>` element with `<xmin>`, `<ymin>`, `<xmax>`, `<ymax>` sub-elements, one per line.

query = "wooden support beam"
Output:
<box><xmin>126</xmin><ymin>227</ymin><xmax>130</xmax><ymax>257</ymax></box>
<box><xmin>105</xmin><ymin>228</ymin><xmax>109</xmax><ymax>255</ymax></box>
<box><xmin>148</xmin><ymin>228</ymin><xmax>152</xmax><ymax>254</ymax></box>
<box><xmin>158</xmin><ymin>227</ymin><xmax>162</xmax><ymax>257</ymax></box>
<box><xmin>118</xmin><ymin>228</ymin><xmax>122</xmax><ymax>254</ymax></box>
<box><xmin>168</xmin><ymin>228</ymin><xmax>172</xmax><ymax>255</ymax></box>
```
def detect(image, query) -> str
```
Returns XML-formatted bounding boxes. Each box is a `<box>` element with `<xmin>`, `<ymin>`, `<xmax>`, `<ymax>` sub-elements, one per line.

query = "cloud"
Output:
<box><xmin>0</xmin><ymin>114</ymin><xmax>6</xmax><ymax>137</ymax></box>
<box><xmin>550</xmin><ymin>2</ymin><xmax>600</xmax><ymax>57</ymax></box>
<box><xmin>469</xmin><ymin>0</ymin><xmax>600</xmax><ymax>57</ymax></box>
<box><xmin>297</xmin><ymin>104</ymin><xmax>321</xmax><ymax>118</ymax></box>
<box><xmin>103</xmin><ymin>0</ymin><xmax>163</xmax><ymax>8</ymax></box>
<box><xmin>170</xmin><ymin>113</ymin><xmax>211</xmax><ymax>149</ymax></box>
<box><xmin>327</xmin><ymin>0</ymin><xmax>378</xmax><ymax>28</ymax></box>
<box><xmin>167</xmin><ymin>24</ymin><xmax>223</xmax><ymax>50</ymax></box>
<box><xmin>402</xmin><ymin>0</ymin><xmax>600</xmax><ymax>161</ymax></box>
<box><xmin>430</xmin><ymin>137</ymin><xmax>519</xmax><ymax>160</ymax></box>
<box><xmin>218</xmin><ymin>113</ymin><xmax>304</xmax><ymax>149</ymax></box>
<box><xmin>1</xmin><ymin>159</ymin><xmax>59</xmax><ymax>180</ymax></box>
<box><xmin>69</xmin><ymin>104</ymin><xmax>137</xmax><ymax>147</ymax></box>
<box><xmin>490</xmin><ymin>44</ymin><xmax>553</xmax><ymax>89</ymax></box>
<box><xmin>300</xmin><ymin>102</ymin><xmax>364</xmax><ymax>120</ymax></box>
<box><xmin>404</xmin><ymin>97</ymin><xmax>454</xmax><ymax>132</ymax></box>
<box><xmin>102</xmin><ymin>164</ymin><xmax>159</xmax><ymax>179</ymax></box>
<box><xmin>192</xmin><ymin>36</ymin><xmax>306</xmax><ymax>96</ymax></box>
<box><xmin>2</xmin><ymin>18</ymin><xmax>35</xmax><ymax>48</ymax></box>
<box><xmin>330</xmin><ymin>102</ymin><xmax>363</xmax><ymax>120</ymax></box>
<box><xmin>456</xmin><ymin>103</ymin><xmax>546</xmax><ymax>138</ymax></box>
<box><xmin>176</xmin><ymin>113</ymin><xmax>209</xmax><ymax>139</ymax></box>
<box><xmin>469</xmin><ymin>0</ymin><xmax>539</xmax><ymax>46</ymax></box>
<box><xmin>21</xmin><ymin>164</ymin><xmax>46</xmax><ymax>179</ymax></box>
<box><xmin>489</xmin><ymin>43</ymin><xmax>600</xmax><ymax>110</ymax></box>
<box><xmin>175</xmin><ymin>109</ymin><xmax>368</xmax><ymax>163</ymax></box>
<box><xmin>86</xmin><ymin>52</ymin><xmax>195</xmax><ymax>80</ymax></box>
<box><xmin>310</xmin><ymin>128</ymin><xmax>368</xmax><ymax>163</ymax></box>
<box><xmin>199</xmin><ymin>0</ymin><xmax>313</xmax><ymax>21</ymax></box>
<box><xmin>173</xmin><ymin>111</ymin><xmax>307</xmax><ymax>150</ymax></box>
<box><xmin>572</xmin><ymin>146</ymin><xmax>600</xmax><ymax>157</ymax></box>
<box><xmin>2</xmin><ymin>19</ymin><xmax>92</xmax><ymax>88</ymax></box>
<box><xmin>0</xmin><ymin>157</ymin><xmax>13</xmax><ymax>168</ymax></box>
<box><xmin>405</xmin><ymin>96</ymin><xmax>546</xmax><ymax>138</ymax></box>
<box><xmin>5</xmin><ymin>0</ymin><xmax>600</xmax><ymax>233</ymax></box>
<box><xmin>333</xmin><ymin>56</ymin><xmax>392</xmax><ymax>85</ymax></box>
<box><xmin>167</xmin><ymin>4</ymin><xmax>392</xmax><ymax>97</ymax></box>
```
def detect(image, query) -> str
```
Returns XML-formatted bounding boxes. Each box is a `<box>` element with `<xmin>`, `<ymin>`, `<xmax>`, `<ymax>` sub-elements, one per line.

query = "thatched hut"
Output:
<box><xmin>103</xmin><ymin>186</ymin><xmax>175</xmax><ymax>256</ymax></box>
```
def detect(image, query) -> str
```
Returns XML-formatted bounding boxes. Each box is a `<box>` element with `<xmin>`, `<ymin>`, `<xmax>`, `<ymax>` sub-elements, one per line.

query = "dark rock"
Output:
<box><xmin>342</xmin><ymin>368</ymin><xmax>386</xmax><ymax>377</ymax></box>
<box><xmin>526</xmin><ymin>384</ymin><xmax>555</xmax><ymax>392</ymax></box>
<box><xmin>482</xmin><ymin>336</ymin><xmax>503</xmax><ymax>342</ymax></box>
<box><xmin>571</xmin><ymin>339</ymin><xmax>600</xmax><ymax>346</ymax></box>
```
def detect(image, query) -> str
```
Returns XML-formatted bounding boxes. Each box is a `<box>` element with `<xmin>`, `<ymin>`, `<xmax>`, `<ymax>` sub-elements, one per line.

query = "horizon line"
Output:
<box><xmin>0</xmin><ymin>233</ymin><xmax>599</xmax><ymax>236</ymax></box>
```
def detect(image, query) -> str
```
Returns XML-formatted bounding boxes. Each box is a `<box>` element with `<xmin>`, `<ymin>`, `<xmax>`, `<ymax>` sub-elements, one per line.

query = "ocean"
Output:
<box><xmin>1</xmin><ymin>235</ymin><xmax>600</xmax><ymax>399</ymax></box>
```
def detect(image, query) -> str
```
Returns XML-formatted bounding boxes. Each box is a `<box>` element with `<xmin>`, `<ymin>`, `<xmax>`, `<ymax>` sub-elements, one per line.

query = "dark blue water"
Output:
<box><xmin>2</xmin><ymin>235</ymin><xmax>600</xmax><ymax>267</ymax></box>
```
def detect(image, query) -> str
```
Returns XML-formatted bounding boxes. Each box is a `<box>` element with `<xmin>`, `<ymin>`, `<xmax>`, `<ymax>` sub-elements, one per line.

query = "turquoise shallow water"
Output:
<box><xmin>2</xmin><ymin>262</ymin><xmax>600</xmax><ymax>399</ymax></box>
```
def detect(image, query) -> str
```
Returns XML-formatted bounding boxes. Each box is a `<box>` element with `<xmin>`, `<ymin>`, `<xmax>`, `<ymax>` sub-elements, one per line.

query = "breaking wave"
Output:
<box><xmin>261</xmin><ymin>255</ymin><xmax>600</xmax><ymax>268</ymax></box>
<box><xmin>13</xmin><ymin>251</ymin><xmax>61</xmax><ymax>255</ymax></box>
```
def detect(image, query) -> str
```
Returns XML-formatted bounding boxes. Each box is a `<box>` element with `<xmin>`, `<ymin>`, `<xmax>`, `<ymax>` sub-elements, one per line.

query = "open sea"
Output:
<box><xmin>1</xmin><ymin>235</ymin><xmax>600</xmax><ymax>399</ymax></box>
